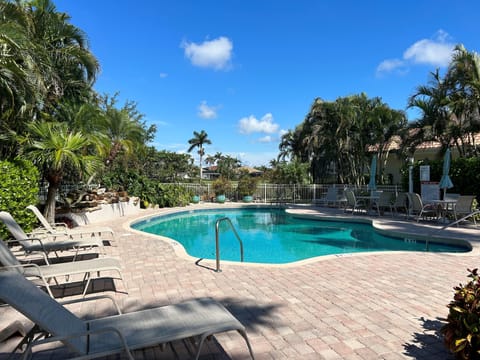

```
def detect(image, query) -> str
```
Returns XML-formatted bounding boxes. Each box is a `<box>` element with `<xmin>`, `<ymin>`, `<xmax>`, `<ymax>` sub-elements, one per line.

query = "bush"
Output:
<box><xmin>0</xmin><ymin>159</ymin><xmax>40</xmax><ymax>239</ymax></box>
<box><xmin>237</xmin><ymin>175</ymin><xmax>258</xmax><ymax>197</ymax></box>
<box><xmin>442</xmin><ymin>268</ymin><xmax>480</xmax><ymax>359</ymax></box>
<box><xmin>156</xmin><ymin>184</ymin><xmax>192</xmax><ymax>207</ymax></box>
<box><xmin>212</xmin><ymin>177</ymin><xmax>231</xmax><ymax>196</ymax></box>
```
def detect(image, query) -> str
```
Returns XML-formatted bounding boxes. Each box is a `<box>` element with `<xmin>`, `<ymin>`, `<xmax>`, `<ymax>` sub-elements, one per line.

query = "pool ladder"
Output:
<box><xmin>215</xmin><ymin>217</ymin><xmax>244</xmax><ymax>272</ymax></box>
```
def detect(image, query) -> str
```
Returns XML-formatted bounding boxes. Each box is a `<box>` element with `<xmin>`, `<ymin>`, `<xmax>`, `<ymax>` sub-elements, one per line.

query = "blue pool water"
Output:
<box><xmin>132</xmin><ymin>208</ymin><xmax>469</xmax><ymax>264</ymax></box>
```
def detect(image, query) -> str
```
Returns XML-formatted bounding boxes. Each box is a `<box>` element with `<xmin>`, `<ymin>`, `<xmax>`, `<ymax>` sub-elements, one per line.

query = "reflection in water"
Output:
<box><xmin>132</xmin><ymin>208</ymin><xmax>468</xmax><ymax>264</ymax></box>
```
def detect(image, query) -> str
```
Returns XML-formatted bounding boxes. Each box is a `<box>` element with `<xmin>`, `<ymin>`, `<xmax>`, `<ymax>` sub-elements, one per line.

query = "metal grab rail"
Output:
<box><xmin>441</xmin><ymin>210</ymin><xmax>480</xmax><ymax>230</ymax></box>
<box><xmin>215</xmin><ymin>217</ymin><xmax>244</xmax><ymax>272</ymax></box>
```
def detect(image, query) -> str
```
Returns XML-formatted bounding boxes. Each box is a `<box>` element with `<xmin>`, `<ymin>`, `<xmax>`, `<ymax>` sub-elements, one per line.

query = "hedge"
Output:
<box><xmin>0</xmin><ymin>159</ymin><xmax>40</xmax><ymax>239</ymax></box>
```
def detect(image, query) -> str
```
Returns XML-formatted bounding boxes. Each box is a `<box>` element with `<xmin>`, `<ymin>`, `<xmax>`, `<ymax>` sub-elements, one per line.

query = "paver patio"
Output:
<box><xmin>1</xmin><ymin>203</ymin><xmax>479</xmax><ymax>359</ymax></box>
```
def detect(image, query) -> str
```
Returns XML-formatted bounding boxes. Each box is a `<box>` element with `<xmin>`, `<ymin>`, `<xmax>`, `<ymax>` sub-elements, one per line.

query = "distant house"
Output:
<box><xmin>235</xmin><ymin>166</ymin><xmax>263</xmax><ymax>177</ymax></box>
<box><xmin>202</xmin><ymin>165</ymin><xmax>263</xmax><ymax>180</ymax></box>
<box><xmin>202</xmin><ymin>166</ymin><xmax>220</xmax><ymax>180</ymax></box>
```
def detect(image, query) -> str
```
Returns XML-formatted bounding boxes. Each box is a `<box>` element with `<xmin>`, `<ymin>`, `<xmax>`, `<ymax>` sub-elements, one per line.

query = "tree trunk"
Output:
<box><xmin>44</xmin><ymin>182</ymin><xmax>59</xmax><ymax>224</ymax></box>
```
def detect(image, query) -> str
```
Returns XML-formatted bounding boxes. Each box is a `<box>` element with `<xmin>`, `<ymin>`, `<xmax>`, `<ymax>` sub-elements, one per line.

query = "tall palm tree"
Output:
<box><xmin>187</xmin><ymin>130</ymin><xmax>211</xmax><ymax>181</ymax></box>
<box><xmin>445</xmin><ymin>44</ymin><xmax>480</xmax><ymax>157</ymax></box>
<box><xmin>24</xmin><ymin>0</ymin><xmax>99</xmax><ymax>111</ymax></box>
<box><xmin>19</xmin><ymin>121</ymin><xmax>100</xmax><ymax>223</ymax></box>
<box><xmin>96</xmin><ymin>108</ymin><xmax>147</xmax><ymax>166</ymax></box>
<box><xmin>0</xmin><ymin>0</ymin><xmax>99</xmax><ymax>158</ymax></box>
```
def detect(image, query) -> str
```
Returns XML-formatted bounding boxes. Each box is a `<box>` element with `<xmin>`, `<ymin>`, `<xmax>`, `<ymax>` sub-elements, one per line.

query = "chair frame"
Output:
<box><xmin>0</xmin><ymin>211</ymin><xmax>105</xmax><ymax>262</ymax></box>
<box><xmin>0</xmin><ymin>238</ymin><xmax>125</xmax><ymax>297</ymax></box>
<box><xmin>0</xmin><ymin>270</ymin><xmax>254</xmax><ymax>360</ymax></box>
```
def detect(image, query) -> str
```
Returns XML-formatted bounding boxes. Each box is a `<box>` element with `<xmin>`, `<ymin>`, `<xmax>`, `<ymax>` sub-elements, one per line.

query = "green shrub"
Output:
<box><xmin>156</xmin><ymin>184</ymin><xmax>192</xmax><ymax>207</ymax></box>
<box><xmin>212</xmin><ymin>177</ymin><xmax>231</xmax><ymax>196</ymax></box>
<box><xmin>442</xmin><ymin>268</ymin><xmax>480</xmax><ymax>359</ymax></box>
<box><xmin>0</xmin><ymin>159</ymin><xmax>40</xmax><ymax>239</ymax></box>
<box><xmin>237</xmin><ymin>175</ymin><xmax>258</xmax><ymax>197</ymax></box>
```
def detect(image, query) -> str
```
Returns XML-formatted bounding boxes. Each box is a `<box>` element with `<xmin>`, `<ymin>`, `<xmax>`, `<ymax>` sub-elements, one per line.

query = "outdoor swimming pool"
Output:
<box><xmin>131</xmin><ymin>208</ymin><xmax>469</xmax><ymax>264</ymax></box>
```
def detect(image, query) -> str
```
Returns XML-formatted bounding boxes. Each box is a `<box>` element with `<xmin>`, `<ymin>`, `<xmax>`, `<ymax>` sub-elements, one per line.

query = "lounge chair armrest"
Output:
<box><xmin>53</xmin><ymin>222</ymin><xmax>69</xmax><ymax>229</ymax></box>
<box><xmin>60</xmin><ymin>295</ymin><xmax>122</xmax><ymax>314</ymax></box>
<box><xmin>7</xmin><ymin>238</ymin><xmax>51</xmax><ymax>264</ymax></box>
<box><xmin>26</xmin><ymin>326</ymin><xmax>134</xmax><ymax>360</ymax></box>
<box><xmin>3</xmin><ymin>263</ymin><xmax>44</xmax><ymax>277</ymax></box>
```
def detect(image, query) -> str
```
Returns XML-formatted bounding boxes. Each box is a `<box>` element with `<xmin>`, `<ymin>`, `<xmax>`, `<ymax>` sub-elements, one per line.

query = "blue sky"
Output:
<box><xmin>55</xmin><ymin>0</ymin><xmax>480</xmax><ymax>167</ymax></box>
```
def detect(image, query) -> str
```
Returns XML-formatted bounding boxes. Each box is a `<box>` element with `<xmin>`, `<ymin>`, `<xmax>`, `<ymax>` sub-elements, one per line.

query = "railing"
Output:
<box><xmin>441</xmin><ymin>210</ymin><xmax>480</xmax><ymax>230</ymax></box>
<box><xmin>179</xmin><ymin>183</ymin><xmax>402</xmax><ymax>204</ymax></box>
<box><xmin>215</xmin><ymin>217</ymin><xmax>244</xmax><ymax>272</ymax></box>
<box><xmin>41</xmin><ymin>181</ymin><xmax>403</xmax><ymax>205</ymax></box>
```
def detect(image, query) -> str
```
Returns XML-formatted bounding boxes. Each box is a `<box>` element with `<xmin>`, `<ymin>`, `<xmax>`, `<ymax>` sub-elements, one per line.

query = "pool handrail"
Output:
<box><xmin>215</xmin><ymin>217</ymin><xmax>244</xmax><ymax>272</ymax></box>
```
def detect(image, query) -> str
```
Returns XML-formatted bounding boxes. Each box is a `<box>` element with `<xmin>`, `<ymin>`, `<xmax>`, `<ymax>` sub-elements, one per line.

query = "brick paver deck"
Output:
<box><xmin>2</xmin><ymin>203</ymin><xmax>479</xmax><ymax>359</ymax></box>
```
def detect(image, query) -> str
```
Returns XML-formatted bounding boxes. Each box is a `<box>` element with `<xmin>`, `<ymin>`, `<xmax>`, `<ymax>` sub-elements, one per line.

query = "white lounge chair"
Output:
<box><xmin>0</xmin><ymin>211</ymin><xmax>105</xmax><ymax>262</ymax></box>
<box><xmin>0</xmin><ymin>270</ymin><xmax>254</xmax><ymax>360</ymax></box>
<box><xmin>27</xmin><ymin>205</ymin><xmax>114</xmax><ymax>241</ymax></box>
<box><xmin>0</xmin><ymin>239</ymin><xmax>125</xmax><ymax>297</ymax></box>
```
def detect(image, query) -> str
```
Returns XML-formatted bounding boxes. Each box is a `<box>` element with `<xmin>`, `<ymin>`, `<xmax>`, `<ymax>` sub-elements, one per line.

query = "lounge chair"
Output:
<box><xmin>27</xmin><ymin>205</ymin><xmax>114</xmax><ymax>241</ymax></box>
<box><xmin>0</xmin><ymin>211</ymin><xmax>105</xmax><ymax>262</ymax></box>
<box><xmin>0</xmin><ymin>270</ymin><xmax>254</xmax><ymax>360</ymax></box>
<box><xmin>0</xmin><ymin>238</ymin><xmax>125</xmax><ymax>297</ymax></box>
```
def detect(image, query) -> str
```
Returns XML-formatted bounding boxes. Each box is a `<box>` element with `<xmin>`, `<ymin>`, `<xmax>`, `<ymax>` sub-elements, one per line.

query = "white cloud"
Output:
<box><xmin>376</xmin><ymin>59</ymin><xmax>407</xmax><ymax>77</ymax></box>
<box><xmin>197</xmin><ymin>101</ymin><xmax>218</xmax><ymax>119</ymax></box>
<box><xmin>238</xmin><ymin>113</ymin><xmax>279</xmax><ymax>135</ymax></box>
<box><xmin>403</xmin><ymin>40</ymin><xmax>453</xmax><ymax>67</ymax></box>
<box><xmin>181</xmin><ymin>36</ymin><xmax>233</xmax><ymax>70</ymax></box>
<box><xmin>159</xmin><ymin>72</ymin><xmax>168</xmax><ymax>78</ymax></box>
<box><xmin>376</xmin><ymin>30</ymin><xmax>455</xmax><ymax>76</ymax></box>
<box><xmin>258</xmin><ymin>135</ymin><xmax>273</xmax><ymax>143</ymax></box>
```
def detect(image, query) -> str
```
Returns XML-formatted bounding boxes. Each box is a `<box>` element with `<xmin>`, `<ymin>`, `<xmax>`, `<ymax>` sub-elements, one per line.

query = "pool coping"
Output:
<box><xmin>126</xmin><ymin>202</ymin><xmax>480</xmax><ymax>269</ymax></box>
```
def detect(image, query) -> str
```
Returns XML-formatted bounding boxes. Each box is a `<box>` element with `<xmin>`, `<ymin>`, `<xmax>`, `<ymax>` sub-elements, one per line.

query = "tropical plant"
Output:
<box><xmin>407</xmin><ymin>44</ymin><xmax>480</xmax><ymax>158</ymax></box>
<box><xmin>97</xmin><ymin>107</ymin><xmax>147</xmax><ymax>166</ymax></box>
<box><xmin>18</xmin><ymin>121</ymin><xmax>100</xmax><ymax>223</ymax></box>
<box><xmin>442</xmin><ymin>268</ymin><xmax>480</xmax><ymax>359</ymax></box>
<box><xmin>212</xmin><ymin>176</ymin><xmax>231</xmax><ymax>196</ymax></box>
<box><xmin>0</xmin><ymin>0</ymin><xmax>100</xmax><ymax>159</ymax></box>
<box><xmin>237</xmin><ymin>172</ymin><xmax>258</xmax><ymax>197</ymax></box>
<box><xmin>187</xmin><ymin>130</ymin><xmax>211</xmax><ymax>181</ymax></box>
<box><xmin>280</xmin><ymin>94</ymin><xmax>406</xmax><ymax>185</ymax></box>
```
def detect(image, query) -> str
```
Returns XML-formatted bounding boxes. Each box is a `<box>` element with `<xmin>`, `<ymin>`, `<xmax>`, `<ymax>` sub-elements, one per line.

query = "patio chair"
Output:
<box><xmin>0</xmin><ymin>270</ymin><xmax>254</xmax><ymax>360</ymax></box>
<box><xmin>371</xmin><ymin>191</ymin><xmax>394</xmax><ymax>216</ymax></box>
<box><xmin>407</xmin><ymin>193</ymin><xmax>438</xmax><ymax>222</ymax></box>
<box><xmin>448</xmin><ymin>195</ymin><xmax>477</xmax><ymax>226</ymax></box>
<box><xmin>0</xmin><ymin>238</ymin><xmax>125</xmax><ymax>297</ymax></box>
<box><xmin>392</xmin><ymin>192</ymin><xmax>408</xmax><ymax>217</ymax></box>
<box><xmin>27</xmin><ymin>205</ymin><xmax>114</xmax><ymax>241</ymax></box>
<box><xmin>0</xmin><ymin>211</ymin><xmax>105</xmax><ymax>262</ymax></box>
<box><xmin>315</xmin><ymin>187</ymin><xmax>346</xmax><ymax>208</ymax></box>
<box><xmin>344</xmin><ymin>190</ymin><xmax>366</xmax><ymax>214</ymax></box>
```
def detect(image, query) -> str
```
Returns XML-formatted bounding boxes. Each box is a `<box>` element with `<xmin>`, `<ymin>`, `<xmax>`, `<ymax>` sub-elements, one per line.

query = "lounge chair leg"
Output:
<box><xmin>83</xmin><ymin>273</ymin><xmax>92</xmax><ymax>296</ymax></box>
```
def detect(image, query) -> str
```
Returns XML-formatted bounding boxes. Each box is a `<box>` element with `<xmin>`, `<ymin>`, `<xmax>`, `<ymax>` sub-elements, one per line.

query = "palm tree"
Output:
<box><xmin>445</xmin><ymin>44</ymin><xmax>480</xmax><ymax>157</ymax></box>
<box><xmin>19</xmin><ymin>121</ymin><xmax>100</xmax><ymax>223</ymax></box>
<box><xmin>187</xmin><ymin>130</ymin><xmax>211</xmax><ymax>181</ymax></box>
<box><xmin>0</xmin><ymin>0</ymin><xmax>100</xmax><ymax>158</ymax></box>
<box><xmin>96</xmin><ymin>107</ymin><xmax>147</xmax><ymax>166</ymax></box>
<box><xmin>23</xmin><ymin>0</ymin><xmax>99</xmax><ymax>111</ymax></box>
